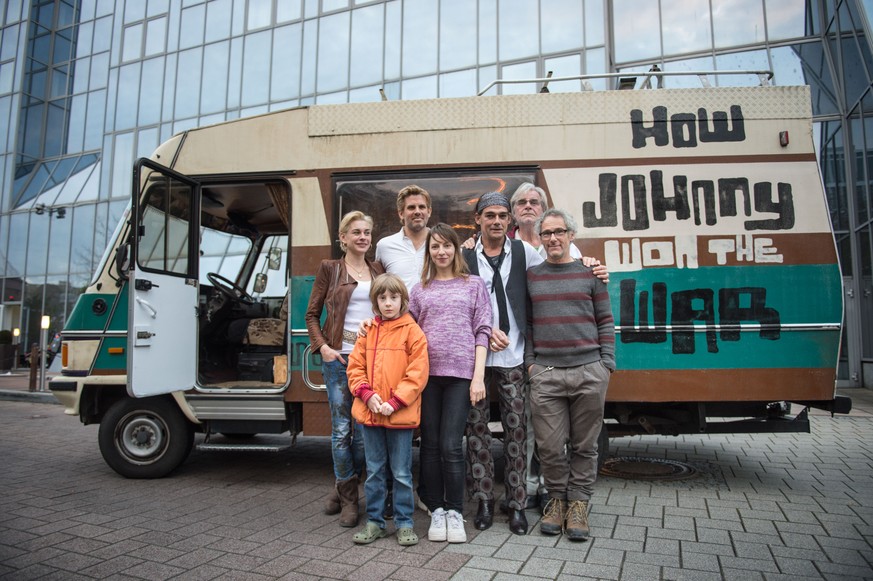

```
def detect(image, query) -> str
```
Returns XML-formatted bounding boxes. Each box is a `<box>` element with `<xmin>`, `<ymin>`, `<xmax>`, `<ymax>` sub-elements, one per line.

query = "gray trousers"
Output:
<box><xmin>529</xmin><ymin>360</ymin><xmax>610</xmax><ymax>502</ymax></box>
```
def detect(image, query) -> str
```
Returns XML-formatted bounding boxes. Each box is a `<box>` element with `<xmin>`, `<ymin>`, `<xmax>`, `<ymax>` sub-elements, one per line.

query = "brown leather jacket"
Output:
<box><xmin>305</xmin><ymin>258</ymin><xmax>385</xmax><ymax>353</ymax></box>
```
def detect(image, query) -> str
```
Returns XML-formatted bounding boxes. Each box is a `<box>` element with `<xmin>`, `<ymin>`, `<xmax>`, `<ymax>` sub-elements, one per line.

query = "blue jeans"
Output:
<box><xmin>322</xmin><ymin>358</ymin><xmax>365</xmax><ymax>481</ymax></box>
<box><xmin>419</xmin><ymin>375</ymin><xmax>471</xmax><ymax>513</ymax></box>
<box><xmin>360</xmin><ymin>425</ymin><xmax>415</xmax><ymax>529</ymax></box>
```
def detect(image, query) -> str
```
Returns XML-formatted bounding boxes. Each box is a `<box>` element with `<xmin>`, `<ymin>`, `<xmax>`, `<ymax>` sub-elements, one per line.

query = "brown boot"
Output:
<box><xmin>540</xmin><ymin>498</ymin><xmax>566</xmax><ymax>536</ymax></box>
<box><xmin>323</xmin><ymin>488</ymin><xmax>341</xmax><ymax>515</ymax></box>
<box><xmin>336</xmin><ymin>476</ymin><xmax>360</xmax><ymax>528</ymax></box>
<box><xmin>565</xmin><ymin>500</ymin><xmax>590</xmax><ymax>541</ymax></box>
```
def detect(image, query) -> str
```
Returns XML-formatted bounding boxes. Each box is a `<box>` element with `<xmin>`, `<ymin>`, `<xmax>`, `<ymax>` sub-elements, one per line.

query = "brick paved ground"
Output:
<box><xmin>0</xmin><ymin>393</ymin><xmax>871</xmax><ymax>580</ymax></box>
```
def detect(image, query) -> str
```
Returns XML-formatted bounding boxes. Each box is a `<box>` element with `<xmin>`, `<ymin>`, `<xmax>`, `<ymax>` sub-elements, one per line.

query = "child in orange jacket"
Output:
<box><xmin>347</xmin><ymin>273</ymin><xmax>429</xmax><ymax>546</ymax></box>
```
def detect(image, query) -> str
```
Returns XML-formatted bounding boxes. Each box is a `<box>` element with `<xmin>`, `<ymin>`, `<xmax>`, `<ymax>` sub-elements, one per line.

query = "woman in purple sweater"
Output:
<box><xmin>409</xmin><ymin>223</ymin><xmax>491</xmax><ymax>544</ymax></box>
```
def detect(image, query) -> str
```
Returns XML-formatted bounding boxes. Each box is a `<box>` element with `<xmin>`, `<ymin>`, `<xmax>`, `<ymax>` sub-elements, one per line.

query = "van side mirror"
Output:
<box><xmin>267</xmin><ymin>248</ymin><xmax>282</xmax><ymax>270</ymax></box>
<box><xmin>253</xmin><ymin>272</ymin><xmax>268</xmax><ymax>294</ymax></box>
<box><xmin>115</xmin><ymin>242</ymin><xmax>130</xmax><ymax>280</ymax></box>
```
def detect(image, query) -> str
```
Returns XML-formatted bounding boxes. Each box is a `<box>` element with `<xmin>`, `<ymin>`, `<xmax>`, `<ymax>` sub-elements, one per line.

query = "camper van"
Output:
<box><xmin>49</xmin><ymin>77</ymin><xmax>848</xmax><ymax>478</ymax></box>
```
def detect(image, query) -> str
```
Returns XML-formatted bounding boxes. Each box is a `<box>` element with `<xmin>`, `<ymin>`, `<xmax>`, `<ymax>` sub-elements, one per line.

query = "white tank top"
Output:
<box><xmin>342</xmin><ymin>280</ymin><xmax>372</xmax><ymax>353</ymax></box>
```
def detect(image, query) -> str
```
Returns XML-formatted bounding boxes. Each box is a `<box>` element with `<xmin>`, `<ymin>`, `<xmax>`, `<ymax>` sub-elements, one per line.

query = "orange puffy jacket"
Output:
<box><xmin>347</xmin><ymin>313</ymin><xmax>429</xmax><ymax>428</ymax></box>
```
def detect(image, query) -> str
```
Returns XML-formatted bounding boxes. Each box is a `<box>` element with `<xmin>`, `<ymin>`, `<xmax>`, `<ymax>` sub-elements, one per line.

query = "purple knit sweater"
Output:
<box><xmin>409</xmin><ymin>276</ymin><xmax>492</xmax><ymax>379</ymax></box>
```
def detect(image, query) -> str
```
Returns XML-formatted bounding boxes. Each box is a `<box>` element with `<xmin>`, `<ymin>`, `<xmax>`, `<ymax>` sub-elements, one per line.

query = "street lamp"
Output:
<box><xmin>12</xmin><ymin>328</ymin><xmax>19</xmax><ymax>371</ymax></box>
<box><xmin>39</xmin><ymin>316</ymin><xmax>49</xmax><ymax>392</ymax></box>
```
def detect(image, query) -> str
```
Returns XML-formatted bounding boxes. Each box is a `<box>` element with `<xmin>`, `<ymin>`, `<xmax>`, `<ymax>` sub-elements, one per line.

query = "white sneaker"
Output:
<box><xmin>445</xmin><ymin>509</ymin><xmax>467</xmax><ymax>543</ymax></box>
<box><xmin>428</xmin><ymin>507</ymin><xmax>447</xmax><ymax>542</ymax></box>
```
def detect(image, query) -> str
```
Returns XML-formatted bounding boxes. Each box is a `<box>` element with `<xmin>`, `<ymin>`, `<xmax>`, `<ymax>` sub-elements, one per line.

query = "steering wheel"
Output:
<box><xmin>207</xmin><ymin>272</ymin><xmax>255</xmax><ymax>305</ymax></box>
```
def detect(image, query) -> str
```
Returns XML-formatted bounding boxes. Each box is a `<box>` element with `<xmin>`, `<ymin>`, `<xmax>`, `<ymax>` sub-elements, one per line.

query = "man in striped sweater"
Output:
<box><xmin>524</xmin><ymin>208</ymin><xmax>615</xmax><ymax>541</ymax></box>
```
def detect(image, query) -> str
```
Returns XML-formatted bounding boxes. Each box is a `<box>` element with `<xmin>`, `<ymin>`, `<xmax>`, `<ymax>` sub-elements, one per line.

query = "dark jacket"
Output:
<box><xmin>305</xmin><ymin>258</ymin><xmax>385</xmax><ymax>352</ymax></box>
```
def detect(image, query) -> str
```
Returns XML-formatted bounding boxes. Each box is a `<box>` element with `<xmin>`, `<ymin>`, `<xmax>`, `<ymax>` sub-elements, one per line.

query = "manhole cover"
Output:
<box><xmin>600</xmin><ymin>456</ymin><xmax>698</xmax><ymax>481</ymax></box>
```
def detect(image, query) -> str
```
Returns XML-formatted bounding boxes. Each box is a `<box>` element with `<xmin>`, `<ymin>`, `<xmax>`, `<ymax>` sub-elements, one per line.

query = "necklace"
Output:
<box><xmin>345</xmin><ymin>259</ymin><xmax>367</xmax><ymax>280</ymax></box>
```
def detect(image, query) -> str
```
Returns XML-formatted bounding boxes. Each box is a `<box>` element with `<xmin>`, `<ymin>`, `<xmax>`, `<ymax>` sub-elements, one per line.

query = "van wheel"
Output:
<box><xmin>98</xmin><ymin>397</ymin><xmax>193</xmax><ymax>478</ymax></box>
<box><xmin>596</xmin><ymin>423</ymin><xmax>609</xmax><ymax>471</ymax></box>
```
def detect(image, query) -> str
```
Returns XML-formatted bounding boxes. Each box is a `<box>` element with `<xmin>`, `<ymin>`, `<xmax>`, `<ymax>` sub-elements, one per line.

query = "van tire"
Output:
<box><xmin>596</xmin><ymin>423</ymin><xmax>609</xmax><ymax>471</ymax></box>
<box><xmin>98</xmin><ymin>397</ymin><xmax>193</xmax><ymax>478</ymax></box>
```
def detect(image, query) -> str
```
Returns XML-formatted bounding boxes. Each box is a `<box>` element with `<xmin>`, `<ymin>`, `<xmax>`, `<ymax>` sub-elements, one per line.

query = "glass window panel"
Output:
<box><xmin>350</xmin><ymin>4</ymin><xmax>382</xmax><ymax>87</ymax></box>
<box><xmin>232</xmin><ymin>0</ymin><xmax>246</xmax><ymax>35</ymax></box>
<box><xmin>713</xmin><ymin>0</ymin><xmax>765</xmax><ymax>48</ymax></box>
<box><xmin>2</xmin><ymin>24</ymin><xmax>20</xmax><ymax>61</ymax></box>
<box><xmin>138</xmin><ymin>56</ymin><xmax>163</xmax><ymax>125</ymax></box>
<box><xmin>838</xmin><ymin>33</ymin><xmax>873</xmax><ymax>110</ymax></box>
<box><xmin>69</xmin><ymin>205</ymin><xmax>96</xmax><ymax>276</ymax></box>
<box><xmin>50</xmin><ymin>66</ymin><xmax>69</xmax><ymax>98</ymax></box>
<box><xmin>227</xmin><ymin>37</ymin><xmax>241</xmax><ymax>108</ymax></box>
<box><xmin>317</xmin><ymin>11</ymin><xmax>349</xmax><ymax>93</ymax></box>
<box><xmin>323</xmin><ymin>0</ymin><xmax>349</xmax><ymax>11</ymax></box>
<box><xmin>55</xmin><ymin>157</ymin><xmax>97</xmax><ymax>205</ymax></box>
<box><xmin>316</xmin><ymin>90</ymin><xmax>347</xmax><ymax>104</ymax></box>
<box><xmin>541</xmin><ymin>0</ymin><xmax>583</xmax><ymax>54</ymax></box>
<box><xmin>137</xmin><ymin>126</ymin><xmax>159</xmax><ymax>158</ymax></box>
<box><xmin>148</xmin><ymin>0</ymin><xmax>170</xmax><ymax>17</ymax></box>
<box><xmin>402</xmin><ymin>0</ymin><xmax>437</xmax><ymax>77</ymax></box>
<box><xmin>75</xmin><ymin>22</ymin><xmax>93</xmax><ymax>59</ymax></box>
<box><xmin>6</xmin><ymin>212</ymin><xmax>27</xmax><ymax>279</ymax></box>
<box><xmin>92</xmin><ymin>16</ymin><xmax>112</xmax><ymax>53</ymax></box>
<box><xmin>19</xmin><ymin>162</ymin><xmax>53</xmax><ymax>204</ymax></box>
<box><xmin>89</xmin><ymin>51</ymin><xmax>109</xmax><ymax>89</ymax></box>
<box><xmin>175</xmin><ymin>47</ymin><xmax>202</xmax><ymax>118</ymax></box>
<box><xmin>238</xmin><ymin>104</ymin><xmax>267</xmax><ymax>117</ymax></box>
<box><xmin>80</xmin><ymin>0</ymin><xmax>96</xmax><ymax>20</ymax></box>
<box><xmin>498</xmin><ymin>0</ymin><xmax>538</xmax><ymax>61</ymax></box>
<box><xmin>585</xmin><ymin>46</ymin><xmax>607</xmax><ymax>90</ymax></box>
<box><xmin>662</xmin><ymin>0</ymin><xmax>711</xmax><ymax>56</ymax></box>
<box><xmin>53</xmin><ymin>28</ymin><xmax>73</xmax><ymax>62</ymax></box>
<box><xmin>94</xmin><ymin>201</ymin><xmax>109</xmax><ymax>256</ymax></box>
<box><xmin>198</xmin><ymin>111</ymin><xmax>225</xmax><ymax>124</ymax></box>
<box><xmin>348</xmin><ymin>84</ymin><xmax>380</xmax><ymax>102</ymax></box>
<box><xmin>46</xmin><ymin>208</ymin><xmax>72</xmax><ymax>275</ymax></box>
<box><xmin>714</xmin><ymin>49</ymin><xmax>768</xmax><ymax>86</ymax></box>
<box><xmin>401</xmin><ymin>75</ymin><xmax>436</xmax><ymax>100</ymax></box>
<box><xmin>115</xmin><ymin>62</ymin><xmax>140</xmax><ymax>130</ymax></box>
<box><xmin>44</xmin><ymin>101</ymin><xmax>65</xmax><ymax>156</ymax></box>
<box><xmin>544</xmin><ymin>53</ymin><xmax>581</xmax><ymax>93</ymax></box>
<box><xmin>72</xmin><ymin>57</ymin><xmax>90</xmax><ymax>93</ymax></box>
<box><xmin>500</xmin><ymin>60</ymin><xmax>536</xmax><ymax>95</ymax></box>
<box><xmin>145</xmin><ymin>16</ymin><xmax>167</xmax><ymax>56</ymax></box>
<box><xmin>124</xmin><ymin>1</ymin><xmax>146</xmax><ymax>23</ymax></box>
<box><xmin>271</xmin><ymin>25</ymin><xmax>301</xmax><ymax>101</ymax></box>
<box><xmin>84</xmin><ymin>89</ymin><xmax>105</xmax><ymax>150</ymax></box>
<box><xmin>26</xmin><ymin>213</ymin><xmax>49</xmax><ymax>278</ymax></box>
<box><xmin>205</xmin><ymin>0</ymin><xmax>232</xmax><ymax>43</ymax></box>
<box><xmin>478</xmin><ymin>0</ymin><xmax>496</xmax><ymax>64</ymax></box>
<box><xmin>179</xmin><ymin>4</ymin><xmax>206</xmax><ymax>50</ymax></box>
<box><xmin>765</xmin><ymin>0</ymin><xmax>808</xmax><ymax>40</ymax></box>
<box><xmin>202</xmin><ymin>41</ymin><xmax>230</xmax><ymax>113</ymax></box>
<box><xmin>584</xmin><ymin>0</ymin><xmax>604</xmax><ymax>46</ymax></box>
<box><xmin>658</xmin><ymin>57</ymin><xmax>716</xmax><ymax>88</ymax></box>
<box><xmin>241</xmin><ymin>30</ymin><xmax>269</xmax><ymax>106</ymax></box>
<box><xmin>162</xmin><ymin>52</ymin><xmax>177</xmax><ymax>120</ymax></box>
<box><xmin>301</xmin><ymin>19</ymin><xmax>317</xmax><ymax>95</ymax></box>
<box><xmin>0</xmin><ymin>63</ymin><xmax>13</xmax><ymax>94</ymax></box>
<box><xmin>6</xmin><ymin>0</ymin><xmax>23</xmax><ymax>23</ymax></box>
<box><xmin>440</xmin><ymin>0</ymin><xmax>477</xmax><ymax>70</ymax></box>
<box><xmin>67</xmin><ymin>93</ymin><xmax>85</xmax><ymax>150</ymax></box>
<box><xmin>278</xmin><ymin>0</ymin><xmax>302</xmax><ymax>22</ymax></box>
<box><xmin>305</xmin><ymin>0</ymin><xmax>319</xmax><ymax>18</ymax></box>
<box><xmin>247</xmin><ymin>0</ymin><xmax>272</xmax><ymax>30</ymax></box>
<box><xmin>439</xmin><ymin>68</ymin><xmax>476</xmax><ymax>97</ymax></box>
<box><xmin>384</xmin><ymin>0</ymin><xmax>400</xmax><ymax>79</ymax></box>
<box><xmin>110</xmin><ymin>132</ymin><xmax>134</xmax><ymax>199</ymax></box>
<box><xmin>612</xmin><ymin>0</ymin><xmax>660</xmax><ymax>63</ymax></box>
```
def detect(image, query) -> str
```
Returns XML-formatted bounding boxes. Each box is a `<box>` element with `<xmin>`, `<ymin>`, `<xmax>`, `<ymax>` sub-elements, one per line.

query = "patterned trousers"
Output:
<box><xmin>465</xmin><ymin>365</ymin><xmax>528</xmax><ymax>510</ymax></box>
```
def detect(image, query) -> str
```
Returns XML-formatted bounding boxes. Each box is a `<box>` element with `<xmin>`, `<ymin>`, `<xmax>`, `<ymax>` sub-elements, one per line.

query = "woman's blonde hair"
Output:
<box><xmin>421</xmin><ymin>223</ymin><xmax>469</xmax><ymax>286</ymax></box>
<box><xmin>338</xmin><ymin>211</ymin><xmax>374</xmax><ymax>253</ymax></box>
<box><xmin>370</xmin><ymin>273</ymin><xmax>409</xmax><ymax>316</ymax></box>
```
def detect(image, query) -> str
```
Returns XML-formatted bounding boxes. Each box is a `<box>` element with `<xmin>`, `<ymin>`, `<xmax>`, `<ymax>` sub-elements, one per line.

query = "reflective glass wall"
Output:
<box><xmin>0</xmin><ymin>0</ymin><xmax>871</xmax><ymax>386</ymax></box>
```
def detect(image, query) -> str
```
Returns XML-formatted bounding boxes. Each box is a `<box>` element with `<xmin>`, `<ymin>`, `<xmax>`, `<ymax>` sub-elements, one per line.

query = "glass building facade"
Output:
<box><xmin>0</xmin><ymin>0</ymin><xmax>870</xmax><ymax>387</ymax></box>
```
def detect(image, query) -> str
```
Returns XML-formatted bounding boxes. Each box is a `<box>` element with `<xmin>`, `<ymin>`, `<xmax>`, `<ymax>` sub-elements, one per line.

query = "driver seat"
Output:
<box><xmin>230</xmin><ymin>295</ymin><xmax>288</xmax><ymax>348</ymax></box>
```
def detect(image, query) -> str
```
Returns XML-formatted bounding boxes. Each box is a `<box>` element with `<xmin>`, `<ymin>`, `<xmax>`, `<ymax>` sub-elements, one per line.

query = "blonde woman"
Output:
<box><xmin>305</xmin><ymin>211</ymin><xmax>385</xmax><ymax>528</ymax></box>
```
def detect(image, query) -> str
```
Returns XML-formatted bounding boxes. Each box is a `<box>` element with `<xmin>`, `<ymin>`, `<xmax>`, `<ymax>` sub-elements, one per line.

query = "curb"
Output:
<box><xmin>0</xmin><ymin>389</ymin><xmax>59</xmax><ymax>404</ymax></box>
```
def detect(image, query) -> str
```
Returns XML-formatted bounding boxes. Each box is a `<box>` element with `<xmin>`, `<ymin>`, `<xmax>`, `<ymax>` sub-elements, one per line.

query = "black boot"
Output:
<box><xmin>508</xmin><ymin>509</ymin><xmax>528</xmax><ymax>535</ymax></box>
<box><xmin>474</xmin><ymin>499</ymin><xmax>494</xmax><ymax>530</ymax></box>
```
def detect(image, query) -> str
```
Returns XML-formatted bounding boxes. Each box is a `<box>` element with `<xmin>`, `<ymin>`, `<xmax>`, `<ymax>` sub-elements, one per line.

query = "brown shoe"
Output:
<box><xmin>336</xmin><ymin>476</ymin><xmax>360</xmax><ymax>528</ymax></box>
<box><xmin>565</xmin><ymin>500</ymin><xmax>590</xmax><ymax>541</ymax></box>
<box><xmin>323</xmin><ymin>488</ymin><xmax>341</xmax><ymax>515</ymax></box>
<box><xmin>539</xmin><ymin>498</ymin><xmax>566</xmax><ymax>536</ymax></box>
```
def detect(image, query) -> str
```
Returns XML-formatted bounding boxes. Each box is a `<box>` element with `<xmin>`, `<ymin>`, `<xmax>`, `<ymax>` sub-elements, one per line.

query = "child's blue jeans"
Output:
<box><xmin>360</xmin><ymin>424</ymin><xmax>414</xmax><ymax>529</ymax></box>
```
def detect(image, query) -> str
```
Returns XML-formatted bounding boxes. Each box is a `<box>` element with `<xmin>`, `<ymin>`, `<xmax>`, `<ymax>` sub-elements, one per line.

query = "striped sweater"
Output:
<box><xmin>524</xmin><ymin>260</ymin><xmax>616</xmax><ymax>371</ymax></box>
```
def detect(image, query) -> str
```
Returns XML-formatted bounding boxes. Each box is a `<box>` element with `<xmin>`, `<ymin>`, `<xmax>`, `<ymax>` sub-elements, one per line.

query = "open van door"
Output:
<box><xmin>128</xmin><ymin>159</ymin><xmax>201</xmax><ymax>397</ymax></box>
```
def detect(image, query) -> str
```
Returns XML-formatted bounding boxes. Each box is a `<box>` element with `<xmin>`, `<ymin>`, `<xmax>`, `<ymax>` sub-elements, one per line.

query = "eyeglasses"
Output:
<box><xmin>515</xmin><ymin>198</ymin><xmax>541</xmax><ymax>207</ymax></box>
<box><xmin>539</xmin><ymin>228</ymin><xmax>568</xmax><ymax>239</ymax></box>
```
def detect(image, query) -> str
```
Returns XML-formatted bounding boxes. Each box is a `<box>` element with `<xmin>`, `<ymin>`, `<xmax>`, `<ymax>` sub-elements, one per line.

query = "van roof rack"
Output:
<box><xmin>476</xmin><ymin>68</ymin><xmax>775</xmax><ymax>96</ymax></box>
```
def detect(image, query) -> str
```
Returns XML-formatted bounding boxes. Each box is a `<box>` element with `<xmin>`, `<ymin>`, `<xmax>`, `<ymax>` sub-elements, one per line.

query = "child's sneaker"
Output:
<box><xmin>396</xmin><ymin>527</ymin><xmax>418</xmax><ymax>546</ymax></box>
<box><xmin>428</xmin><ymin>507</ymin><xmax>447</xmax><ymax>541</ymax></box>
<box><xmin>445</xmin><ymin>509</ymin><xmax>467</xmax><ymax>543</ymax></box>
